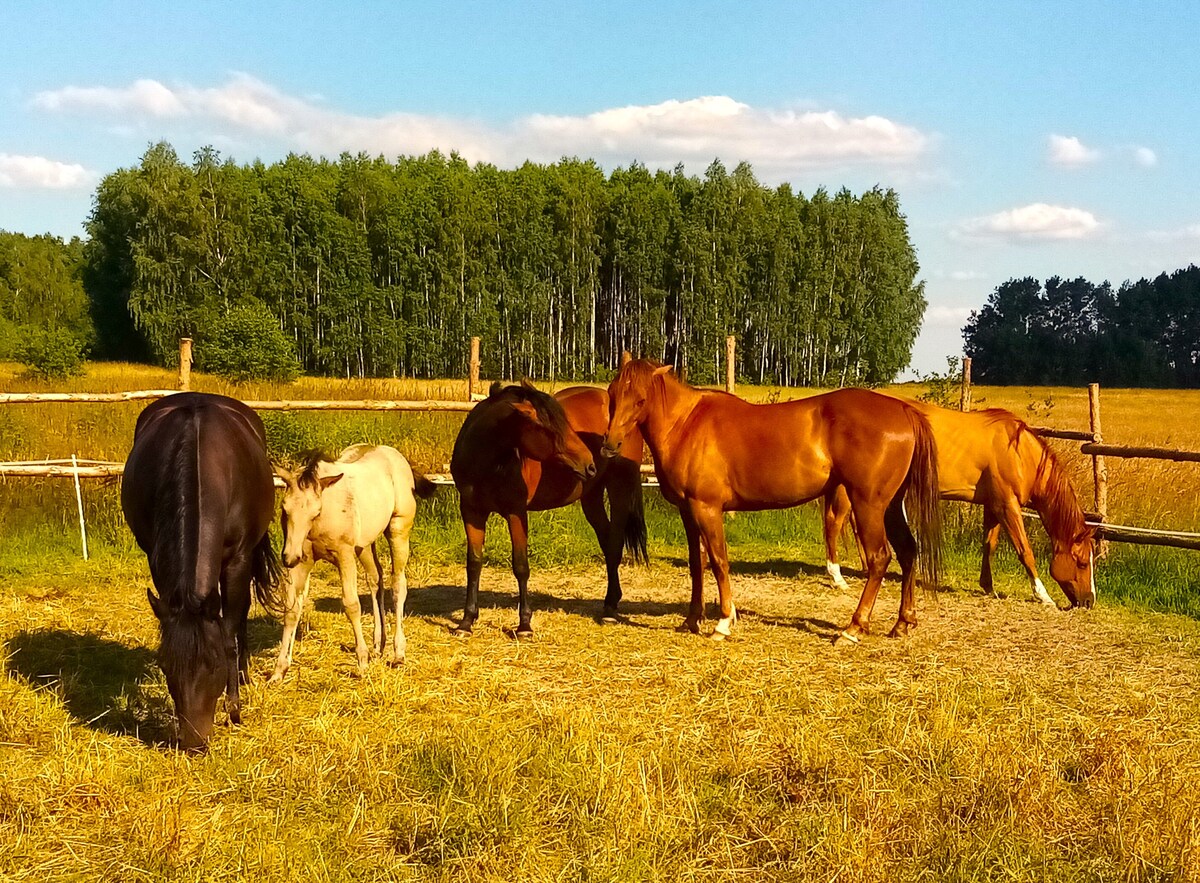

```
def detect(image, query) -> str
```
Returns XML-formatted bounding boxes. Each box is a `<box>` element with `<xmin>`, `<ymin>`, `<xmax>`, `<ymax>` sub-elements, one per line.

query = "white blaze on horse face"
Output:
<box><xmin>1031</xmin><ymin>576</ymin><xmax>1055</xmax><ymax>606</ymax></box>
<box><xmin>826</xmin><ymin>561</ymin><xmax>850</xmax><ymax>590</ymax></box>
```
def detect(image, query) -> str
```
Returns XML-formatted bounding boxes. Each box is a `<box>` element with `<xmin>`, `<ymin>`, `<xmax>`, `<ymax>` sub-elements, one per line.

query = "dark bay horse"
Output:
<box><xmin>823</xmin><ymin>401</ymin><xmax>1095</xmax><ymax>608</ymax></box>
<box><xmin>122</xmin><ymin>392</ymin><xmax>279</xmax><ymax>751</ymax></box>
<box><xmin>450</xmin><ymin>380</ymin><xmax>645</xmax><ymax>637</ymax></box>
<box><xmin>601</xmin><ymin>359</ymin><xmax>942</xmax><ymax>644</ymax></box>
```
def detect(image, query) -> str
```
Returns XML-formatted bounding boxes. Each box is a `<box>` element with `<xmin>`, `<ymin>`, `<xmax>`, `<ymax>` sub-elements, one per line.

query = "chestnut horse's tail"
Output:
<box><xmin>623</xmin><ymin>478</ymin><xmax>649</xmax><ymax>564</ymax></box>
<box><xmin>904</xmin><ymin>409</ymin><xmax>943</xmax><ymax>590</ymax></box>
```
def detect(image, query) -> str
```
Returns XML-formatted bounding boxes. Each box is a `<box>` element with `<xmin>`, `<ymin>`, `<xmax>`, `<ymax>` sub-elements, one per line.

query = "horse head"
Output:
<box><xmin>1049</xmin><ymin>526</ymin><xmax>1097</xmax><ymax>609</ymax></box>
<box><xmin>275</xmin><ymin>460</ymin><xmax>344</xmax><ymax>568</ymax></box>
<box><xmin>602</xmin><ymin>359</ymin><xmax>671</xmax><ymax>458</ymax></box>
<box><xmin>507</xmin><ymin>380</ymin><xmax>595</xmax><ymax>481</ymax></box>
<box><xmin>147</xmin><ymin>587</ymin><xmax>228</xmax><ymax>752</ymax></box>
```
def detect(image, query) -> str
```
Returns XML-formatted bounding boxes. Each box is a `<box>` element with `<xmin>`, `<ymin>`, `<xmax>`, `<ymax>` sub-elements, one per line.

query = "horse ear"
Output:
<box><xmin>273</xmin><ymin>464</ymin><xmax>295</xmax><ymax>485</ymax></box>
<box><xmin>509</xmin><ymin>399</ymin><xmax>539</xmax><ymax>422</ymax></box>
<box><xmin>519</xmin><ymin>377</ymin><xmax>538</xmax><ymax>392</ymax></box>
<box><xmin>488</xmin><ymin>380</ymin><xmax>504</xmax><ymax>397</ymax></box>
<box><xmin>147</xmin><ymin>588</ymin><xmax>166</xmax><ymax>620</ymax></box>
<box><xmin>653</xmin><ymin>364</ymin><xmax>674</xmax><ymax>376</ymax></box>
<box><xmin>319</xmin><ymin>472</ymin><xmax>344</xmax><ymax>490</ymax></box>
<box><xmin>620</xmin><ymin>351</ymin><xmax>633</xmax><ymax>366</ymax></box>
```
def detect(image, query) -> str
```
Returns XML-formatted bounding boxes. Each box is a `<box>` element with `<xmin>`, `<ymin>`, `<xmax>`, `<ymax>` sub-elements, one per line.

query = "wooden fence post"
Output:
<box><xmin>960</xmin><ymin>356</ymin><xmax>972</xmax><ymax>412</ymax></box>
<box><xmin>1089</xmin><ymin>382</ymin><xmax>1109</xmax><ymax>558</ymax></box>
<box><xmin>468</xmin><ymin>337</ymin><xmax>480</xmax><ymax>400</ymax></box>
<box><xmin>725</xmin><ymin>336</ymin><xmax>736</xmax><ymax>394</ymax></box>
<box><xmin>179</xmin><ymin>338</ymin><xmax>193</xmax><ymax>391</ymax></box>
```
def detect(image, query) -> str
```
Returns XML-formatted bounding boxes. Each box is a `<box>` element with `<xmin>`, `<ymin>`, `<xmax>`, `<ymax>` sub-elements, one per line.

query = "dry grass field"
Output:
<box><xmin>3</xmin><ymin>362</ymin><xmax>1200</xmax><ymax>881</ymax></box>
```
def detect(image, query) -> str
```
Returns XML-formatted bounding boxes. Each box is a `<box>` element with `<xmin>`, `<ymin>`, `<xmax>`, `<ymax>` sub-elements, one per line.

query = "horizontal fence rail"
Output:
<box><xmin>4</xmin><ymin>340</ymin><xmax>1200</xmax><ymax>556</ymax></box>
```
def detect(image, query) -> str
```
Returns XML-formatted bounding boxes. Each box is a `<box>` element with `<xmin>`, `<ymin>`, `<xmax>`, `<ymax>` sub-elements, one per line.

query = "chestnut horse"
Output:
<box><xmin>602</xmin><ymin>360</ymin><xmax>942</xmax><ymax>644</ymax></box>
<box><xmin>823</xmin><ymin>401</ymin><xmax>1096</xmax><ymax>608</ymax></box>
<box><xmin>452</xmin><ymin>380</ymin><xmax>637</xmax><ymax>637</ymax></box>
<box><xmin>122</xmin><ymin>393</ymin><xmax>279</xmax><ymax>751</ymax></box>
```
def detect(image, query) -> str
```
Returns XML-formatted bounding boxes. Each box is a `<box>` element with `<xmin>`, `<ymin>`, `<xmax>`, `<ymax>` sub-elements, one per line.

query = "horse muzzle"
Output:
<box><xmin>600</xmin><ymin>437</ymin><xmax>622</xmax><ymax>459</ymax></box>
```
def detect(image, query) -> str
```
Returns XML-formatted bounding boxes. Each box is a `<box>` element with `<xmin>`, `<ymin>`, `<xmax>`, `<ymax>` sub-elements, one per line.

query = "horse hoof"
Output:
<box><xmin>709</xmin><ymin>630</ymin><xmax>726</xmax><ymax>642</ymax></box>
<box><xmin>450</xmin><ymin>625</ymin><xmax>472</xmax><ymax>638</ymax></box>
<box><xmin>228</xmin><ymin>708</ymin><xmax>242</xmax><ymax>726</ymax></box>
<box><xmin>265</xmin><ymin>671</ymin><xmax>285</xmax><ymax>685</ymax></box>
<box><xmin>675</xmin><ymin>620</ymin><xmax>701</xmax><ymax>635</ymax></box>
<box><xmin>515</xmin><ymin>629</ymin><xmax>534</xmax><ymax>642</ymax></box>
<box><xmin>832</xmin><ymin>630</ymin><xmax>861</xmax><ymax>647</ymax></box>
<box><xmin>387</xmin><ymin>656</ymin><xmax>405</xmax><ymax>668</ymax></box>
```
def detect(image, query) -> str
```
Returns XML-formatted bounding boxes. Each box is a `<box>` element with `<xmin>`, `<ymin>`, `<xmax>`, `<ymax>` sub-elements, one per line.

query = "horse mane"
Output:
<box><xmin>146</xmin><ymin>409</ymin><xmax>226</xmax><ymax>680</ymax></box>
<box><xmin>1020</xmin><ymin>423</ymin><xmax>1091</xmax><ymax>544</ymax></box>
<box><xmin>148</xmin><ymin>410</ymin><xmax>199</xmax><ymax>612</ymax></box>
<box><xmin>295</xmin><ymin>449</ymin><xmax>335</xmax><ymax>489</ymax></box>
<box><xmin>489</xmin><ymin>382</ymin><xmax>572</xmax><ymax>438</ymax></box>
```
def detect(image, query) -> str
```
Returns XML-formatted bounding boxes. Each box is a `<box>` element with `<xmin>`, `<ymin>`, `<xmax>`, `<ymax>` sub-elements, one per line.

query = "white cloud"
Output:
<box><xmin>954</xmin><ymin>203</ymin><xmax>1103</xmax><ymax>242</ymax></box>
<box><xmin>0</xmin><ymin>153</ymin><xmax>92</xmax><ymax>189</ymax></box>
<box><xmin>924</xmin><ymin>305</ymin><xmax>974</xmax><ymax>327</ymax></box>
<box><xmin>948</xmin><ymin>270</ymin><xmax>985</xmax><ymax>281</ymax></box>
<box><xmin>1047</xmin><ymin>134</ymin><xmax>1100</xmax><ymax>167</ymax></box>
<box><xmin>1133</xmin><ymin>146</ymin><xmax>1158</xmax><ymax>167</ymax></box>
<box><xmin>1147</xmin><ymin>223</ymin><xmax>1200</xmax><ymax>242</ymax></box>
<box><xmin>33</xmin><ymin>78</ymin><xmax>186</xmax><ymax>117</ymax></box>
<box><xmin>33</xmin><ymin>75</ymin><xmax>931</xmax><ymax>174</ymax></box>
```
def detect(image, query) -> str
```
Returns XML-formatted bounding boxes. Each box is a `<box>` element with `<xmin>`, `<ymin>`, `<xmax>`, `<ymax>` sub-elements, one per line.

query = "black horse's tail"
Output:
<box><xmin>623</xmin><ymin>478</ymin><xmax>649</xmax><ymax>564</ymax></box>
<box><xmin>412</xmin><ymin>473</ymin><xmax>438</xmax><ymax>499</ymax></box>
<box><xmin>250</xmin><ymin>530</ymin><xmax>284</xmax><ymax>615</ymax></box>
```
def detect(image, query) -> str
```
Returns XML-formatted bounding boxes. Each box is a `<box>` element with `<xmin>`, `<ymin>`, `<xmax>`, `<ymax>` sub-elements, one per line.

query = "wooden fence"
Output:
<box><xmin>3</xmin><ymin>342</ymin><xmax>1200</xmax><ymax>555</ymax></box>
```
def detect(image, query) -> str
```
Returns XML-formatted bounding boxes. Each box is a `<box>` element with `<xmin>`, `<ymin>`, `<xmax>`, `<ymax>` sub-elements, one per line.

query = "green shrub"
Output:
<box><xmin>200</xmin><ymin>303</ymin><xmax>301</xmax><ymax>382</ymax></box>
<box><xmin>17</xmin><ymin>327</ymin><xmax>87</xmax><ymax>379</ymax></box>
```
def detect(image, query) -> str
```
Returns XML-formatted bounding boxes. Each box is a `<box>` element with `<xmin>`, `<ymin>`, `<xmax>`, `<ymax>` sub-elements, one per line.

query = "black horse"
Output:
<box><xmin>122</xmin><ymin>392</ymin><xmax>279</xmax><ymax>751</ymax></box>
<box><xmin>450</xmin><ymin>380</ymin><xmax>597</xmax><ymax>638</ymax></box>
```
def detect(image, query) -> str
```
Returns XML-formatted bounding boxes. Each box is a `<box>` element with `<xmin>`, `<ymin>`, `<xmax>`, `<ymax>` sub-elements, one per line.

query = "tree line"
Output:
<box><xmin>963</xmin><ymin>268</ymin><xmax>1200</xmax><ymax>387</ymax></box>
<box><xmin>75</xmin><ymin>142</ymin><xmax>925</xmax><ymax>385</ymax></box>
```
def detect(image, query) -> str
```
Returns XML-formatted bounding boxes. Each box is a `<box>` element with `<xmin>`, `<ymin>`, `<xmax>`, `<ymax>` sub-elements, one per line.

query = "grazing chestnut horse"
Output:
<box><xmin>601</xmin><ymin>359</ymin><xmax>942</xmax><ymax>644</ymax></box>
<box><xmin>823</xmin><ymin>401</ymin><xmax>1096</xmax><ymax>608</ymax></box>
<box><xmin>451</xmin><ymin>380</ymin><xmax>615</xmax><ymax>637</ymax></box>
<box><xmin>121</xmin><ymin>393</ymin><xmax>279</xmax><ymax>751</ymax></box>
<box><xmin>270</xmin><ymin>445</ymin><xmax>437</xmax><ymax>682</ymax></box>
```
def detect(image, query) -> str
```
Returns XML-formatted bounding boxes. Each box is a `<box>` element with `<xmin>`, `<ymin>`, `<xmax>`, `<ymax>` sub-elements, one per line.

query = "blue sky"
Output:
<box><xmin>2</xmin><ymin>1</ymin><xmax>1198</xmax><ymax>375</ymax></box>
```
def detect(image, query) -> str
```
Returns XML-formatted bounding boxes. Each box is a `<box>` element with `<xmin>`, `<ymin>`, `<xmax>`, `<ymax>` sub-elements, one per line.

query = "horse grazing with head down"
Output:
<box><xmin>122</xmin><ymin>392</ymin><xmax>279</xmax><ymax>751</ymax></box>
<box><xmin>823</xmin><ymin>401</ymin><xmax>1096</xmax><ymax>608</ymax></box>
<box><xmin>271</xmin><ymin>444</ymin><xmax>436</xmax><ymax>681</ymax></box>
<box><xmin>602</xmin><ymin>359</ymin><xmax>943</xmax><ymax>645</ymax></box>
<box><xmin>451</xmin><ymin>380</ymin><xmax>618</xmax><ymax>638</ymax></box>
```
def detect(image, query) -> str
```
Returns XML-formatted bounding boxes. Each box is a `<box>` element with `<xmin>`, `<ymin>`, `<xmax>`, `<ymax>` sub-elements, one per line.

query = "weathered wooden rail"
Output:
<box><xmin>4</xmin><ymin>343</ymin><xmax>1200</xmax><ymax>557</ymax></box>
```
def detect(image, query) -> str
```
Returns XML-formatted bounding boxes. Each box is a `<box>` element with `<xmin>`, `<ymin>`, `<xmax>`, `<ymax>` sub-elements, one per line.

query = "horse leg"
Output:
<box><xmin>1000</xmin><ymin>500</ymin><xmax>1056</xmax><ymax>606</ymax></box>
<box><xmin>454</xmin><ymin>503</ymin><xmax>487</xmax><ymax>636</ymax></box>
<box><xmin>336</xmin><ymin>547</ymin><xmax>371</xmax><ymax>673</ymax></box>
<box><xmin>385</xmin><ymin>514</ymin><xmax>413</xmax><ymax>665</ymax></box>
<box><xmin>824</xmin><ymin>486</ymin><xmax>852</xmax><ymax>591</ymax></box>
<box><xmin>836</xmin><ymin>497</ymin><xmax>892</xmax><ymax>645</ymax></box>
<box><xmin>884</xmin><ymin>494</ymin><xmax>919</xmax><ymax>638</ymax></box>
<box><xmin>581</xmin><ymin>486</ymin><xmax>620</xmax><ymax>620</ymax></box>
<box><xmin>508</xmin><ymin>511</ymin><xmax>534</xmax><ymax>638</ymax></box>
<box><xmin>358</xmin><ymin>544</ymin><xmax>386</xmax><ymax>657</ymax></box>
<box><xmin>269</xmin><ymin>557</ymin><xmax>314</xmax><ymax>684</ymax></box>
<box><xmin>677</xmin><ymin>505</ymin><xmax>706</xmax><ymax>634</ymax></box>
<box><xmin>979</xmin><ymin>508</ymin><xmax>1001</xmax><ymax>595</ymax></box>
<box><xmin>691</xmin><ymin>501</ymin><xmax>736</xmax><ymax>640</ymax></box>
<box><xmin>219</xmin><ymin>553</ymin><xmax>254</xmax><ymax>725</ymax></box>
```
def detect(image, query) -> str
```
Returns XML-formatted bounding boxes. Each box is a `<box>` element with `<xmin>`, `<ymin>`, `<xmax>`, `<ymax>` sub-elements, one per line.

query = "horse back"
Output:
<box><xmin>330</xmin><ymin>445</ymin><xmax>419</xmax><ymax>542</ymax></box>
<box><xmin>122</xmin><ymin>393</ymin><xmax>275</xmax><ymax>611</ymax></box>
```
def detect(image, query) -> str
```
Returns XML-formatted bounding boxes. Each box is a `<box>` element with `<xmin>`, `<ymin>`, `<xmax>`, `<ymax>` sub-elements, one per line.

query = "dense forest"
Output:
<box><xmin>74</xmin><ymin>142</ymin><xmax>926</xmax><ymax>385</ymax></box>
<box><xmin>963</xmin><ymin>268</ymin><xmax>1200</xmax><ymax>387</ymax></box>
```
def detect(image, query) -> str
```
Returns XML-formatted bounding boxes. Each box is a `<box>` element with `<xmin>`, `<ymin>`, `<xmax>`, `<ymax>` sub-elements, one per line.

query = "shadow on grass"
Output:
<box><xmin>312</xmin><ymin>582</ymin><xmax>684</xmax><ymax>629</ymax></box>
<box><xmin>4</xmin><ymin>629</ymin><xmax>172</xmax><ymax>746</ymax></box>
